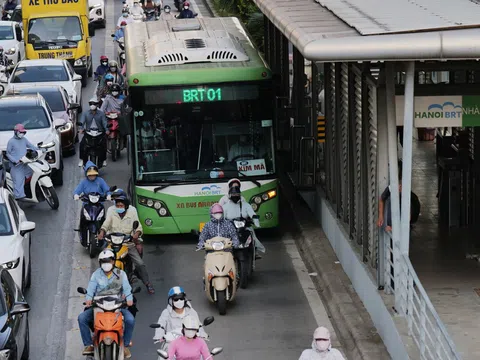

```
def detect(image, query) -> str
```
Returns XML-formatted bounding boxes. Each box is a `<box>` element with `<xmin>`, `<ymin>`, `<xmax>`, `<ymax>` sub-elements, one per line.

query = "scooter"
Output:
<box><xmin>232</xmin><ymin>216</ymin><xmax>258</xmax><ymax>289</ymax></box>
<box><xmin>3</xmin><ymin>142</ymin><xmax>59</xmax><ymax>209</ymax></box>
<box><xmin>150</xmin><ymin>316</ymin><xmax>214</xmax><ymax>353</ymax></box>
<box><xmin>105</xmin><ymin>221</ymin><xmax>140</xmax><ymax>285</ymax></box>
<box><xmin>144</xmin><ymin>8</ymin><xmax>156</xmax><ymax>21</ymax></box>
<box><xmin>79</xmin><ymin>127</ymin><xmax>106</xmax><ymax>169</ymax></box>
<box><xmin>106</xmin><ymin>112</ymin><xmax>123</xmax><ymax>162</ymax></box>
<box><xmin>77</xmin><ymin>286</ymin><xmax>141</xmax><ymax>360</ymax></box>
<box><xmin>157</xmin><ymin>347</ymin><xmax>223</xmax><ymax>359</ymax></box>
<box><xmin>197</xmin><ymin>236</ymin><xmax>237</xmax><ymax>315</ymax></box>
<box><xmin>75</xmin><ymin>188</ymin><xmax>116</xmax><ymax>258</ymax></box>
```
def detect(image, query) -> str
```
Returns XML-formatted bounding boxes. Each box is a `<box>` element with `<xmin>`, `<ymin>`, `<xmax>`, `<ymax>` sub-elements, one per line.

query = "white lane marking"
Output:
<box><xmin>283</xmin><ymin>237</ymin><xmax>341</xmax><ymax>346</ymax></box>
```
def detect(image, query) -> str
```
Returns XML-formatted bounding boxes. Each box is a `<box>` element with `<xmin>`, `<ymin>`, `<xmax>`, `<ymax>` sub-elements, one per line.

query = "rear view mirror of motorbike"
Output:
<box><xmin>203</xmin><ymin>316</ymin><xmax>214</xmax><ymax>326</ymax></box>
<box><xmin>157</xmin><ymin>350</ymin><xmax>168</xmax><ymax>359</ymax></box>
<box><xmin>132</xmin><ymin>286</ymin><xmax>141</xmax><ymax>294</ymax></box>
<box><xmin>77</xmin><ymin>287</ymin><xmax>87</xmax><ymax>294</ymax></box>
<box><xmin>37</xmin><ymin>141</ymin><xmax>43</xmax><ymax>147</ymax></box>
<box><xmin>133</xmin><ymin>221</ymin><xmax>139</xmax><ymax>229</ymax></box>
<box><xmin>109</xmin><ymin>185</ymin><xmax>117</xmax><ymax>192</ymax></box>
<box><xmin>111</xmin><ymin>34</ymin><xmax>115</xmax><ymax>37</ymax></box>
<box><xmin>150</xmin><ymin>323</ymin><xmax>161</xmax><ymax>328</ymax></box>
<box><xmin>211</xmin><ymin>347</ymin><xmax>223</xmax><ymax>356</ymax></box>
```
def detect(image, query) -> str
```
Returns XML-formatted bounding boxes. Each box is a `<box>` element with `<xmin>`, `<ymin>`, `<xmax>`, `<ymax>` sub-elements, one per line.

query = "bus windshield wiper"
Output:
<box><xmin>153</xmin><ymin>179</ymin><xmax>201</xmax><ymax>192</ymax></box>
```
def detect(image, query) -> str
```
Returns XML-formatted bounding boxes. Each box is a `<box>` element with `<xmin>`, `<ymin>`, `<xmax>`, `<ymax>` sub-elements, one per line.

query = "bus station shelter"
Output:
<box><xmin>253</xmin><ymin>0</ymin><xmax>480</xmax><ymax>358</ymax></box>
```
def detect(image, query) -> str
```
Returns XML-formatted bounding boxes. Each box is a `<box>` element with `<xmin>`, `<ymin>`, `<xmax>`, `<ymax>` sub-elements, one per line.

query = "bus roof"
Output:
<box><xmin>124</xmin><ymin>17</ymin><xmax>272</xmax><ymax>87</ymax></box>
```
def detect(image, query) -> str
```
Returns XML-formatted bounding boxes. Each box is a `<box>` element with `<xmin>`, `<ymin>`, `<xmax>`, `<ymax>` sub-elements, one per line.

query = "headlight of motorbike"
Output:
<box><xmin>5</xmin><ymin>47</ymin><xmax>16</xmax><ymax>55</ymax></box>
<box><xmin>83</xmin><ymin>208</ymin><xmax>92</xmax><ymax>221</ymax></box>
<box><xmin>1</xmin><ymin>257</ymin><xmax>20</xmax><ymax>270</ymax></box>
<box><xmin>110</xmin><ymin>235</ymin><xmax>124</xmax><ymax>245</ymax></box>
<box><xmin>0</xmin><ymin>349</ymin><xmax>11</xmax><ymax>360</ymax></box>
<box><xmin>88</xmin><ymin>194</ymin><xmax>100</xmax><ymax>203</ymax></box>
<box><xmin>212</xmin><ymin>242</ymin><xmax>224</xmax><ymax>251</ymax></box>
<box><xmin>98</xmin><ymin>300</ymin><xmax>121</xmax><ymax>312</ymax></box>
<box><xmin>96</xmin><ymin>209</ymin><xmax>105</xmax><ymax>221</ymax></box>
<box><xmin>58</xmin><ymin>122</ymin><xmax>72</xmax><ymax>133</ymax></box>
<box><xmin>74</xmin><ymin>56</ymin><xmax>87</xmax><ymax>66</ymax></box>
<box><xmin>234</xmin><ymin>220</ymin><xmax>245</xmax><ymax>228</ymax></box>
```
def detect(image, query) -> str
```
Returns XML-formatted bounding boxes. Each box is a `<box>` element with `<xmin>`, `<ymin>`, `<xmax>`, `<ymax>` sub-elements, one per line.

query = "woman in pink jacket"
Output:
<box><xmin>167</xmin><ymin>316</ymin><xmax>211</xmax><ymax>360</ymax></box>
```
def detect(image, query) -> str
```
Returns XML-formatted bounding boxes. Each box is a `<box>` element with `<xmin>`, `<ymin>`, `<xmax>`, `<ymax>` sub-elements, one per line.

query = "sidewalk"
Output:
<box><xmin>278</xmin><ymin>169</ymin><xmax>391</xmax><ymax>359</ymax></box>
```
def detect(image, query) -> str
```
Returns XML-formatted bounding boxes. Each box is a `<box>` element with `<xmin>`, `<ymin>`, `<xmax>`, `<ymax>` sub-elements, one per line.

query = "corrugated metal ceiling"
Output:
<box><xmin>316</xmin><ymin>0</ymin><xmax>480</xmax><ymax>35</ymax></box>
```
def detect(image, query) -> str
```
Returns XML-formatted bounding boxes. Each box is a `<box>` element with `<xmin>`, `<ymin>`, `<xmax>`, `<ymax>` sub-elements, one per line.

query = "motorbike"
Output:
<box><xmin>150</xmin><ymin>316</ymin><xmax>214</xmax><ymax>353</ymax></box>
<box><xmin>130</xmin><ymin>9</ymin><xmax>145</xmax><ymax>22</ymax></box>
<box><xmin>157</xmin><ymin>347</ymin><xmax>223</xmax><ymax>359</ymax></box>
<box><xmin>3</xmin><ymin>142</ymin><xmax>59</xmax><ymax>209</ymax></box>
<box><xmin>104</xmin><ymin>220</ymin><xmax>140</xmax><ymax>285</ymax></box>
<box><xmin>79</xmin><ymin>127</ymin><xmax>106</xmax><ymax>169</ymax></box>
<box><xmin>195</xmin><ymin>235</ymin><xmax>237</xmax><ymax>315</ymax></box>
<box><xmin>110</xmin><ymin>35</ymin><xmax>125</xmax><ymax>69</ymax></box>
<box><xmin>2</xmin><ymin>10</ymin><xmax>13</xmax><ymax>20</ymax></box>
<box><xmin>74</xmin><ymin>187</ymin><xmax>116</xmax><ymax>258</ymax></box>
<box><xmin>105</xmin><ymin>112</ymin><xmax>123</xmax><ymax>162</ymax></box>
<box><xmin>144</xmin><ymin>8</ymin><xmax>156</xmax><ymax>21</ymax></box>
<box><xmin>173</xmin><ymin>0</ymin><xmax>184</xmax><ymax>11</ymax></box>
<box><xmin>77</xmin><ymin>286</ymin><xmax>141</xmax><ymax>360</ymax></box>
<box><xmin>232</xmin><ymin>215</ymin><xmax>259</xmax><ymax>289</ymax></box>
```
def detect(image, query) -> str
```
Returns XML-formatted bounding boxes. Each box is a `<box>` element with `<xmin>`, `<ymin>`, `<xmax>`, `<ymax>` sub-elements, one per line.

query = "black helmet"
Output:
<box><xmin>164</xmin><ymin>4</ymin><xmax>171</xmax><ymax>10</ymax></box>
<box><xmin>112</xmin><ymin>188</ymin><xmax>130</xmax><ymax>208</ymax></box>
<box><xmin>110</xmin><ymin>84</ymin><xmax>121</xmax><ymax>93</ymax></box>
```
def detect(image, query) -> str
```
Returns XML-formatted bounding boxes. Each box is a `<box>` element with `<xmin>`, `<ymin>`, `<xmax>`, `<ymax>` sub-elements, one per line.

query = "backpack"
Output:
<box><xmin>410</xmin><ymin>192</ymin><xmax>421</xmax><ymax>224</ymax></box>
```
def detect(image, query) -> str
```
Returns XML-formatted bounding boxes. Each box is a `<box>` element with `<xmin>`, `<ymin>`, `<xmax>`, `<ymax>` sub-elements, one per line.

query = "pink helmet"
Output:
<box><xmin>210</xmin><ymin>203</ymin><xmax>223</xmax><ymax>215</ymax></box>
<box><xmin>14</xmin><ymin>124</ymin><xmax>26</xmax><ymax>133</ymax></box>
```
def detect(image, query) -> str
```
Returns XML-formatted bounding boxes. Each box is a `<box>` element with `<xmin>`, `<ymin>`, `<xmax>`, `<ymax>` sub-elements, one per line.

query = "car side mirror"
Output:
<box><xmin>10</xmin><ymin>302</ymin><xmax>30</xmax><ymax>316</ymax></box>
<box><xmin>73</xmin><ymin>74</ymin><xmax>82</xmax><ymax>81</ymax></box>
<box><xmin>68</xmin><ymin>103</ymin><xmax>80</xmax><ymax>110</ymax></box>
<box><xmin>203</xmin><ymin>316</ymin><xmax>214</xmax><ymax>326</ymax></box>
<box><xmin>157</xmin><ymin>350</ymin><xmax>168</xmax><ymax>359</ymax></box>
<box><xmin>88</xmin><ymin>23</ymin><xmax>96</xmax><ymax>37</ymax></box>
<box><xmin>150</xmin><ymin>323</ymin><xmax>161</xmax><ymax>328</ymax></box>
<box><xmin>77</xmin><ymin>287</ymin><xmax>87</xmax><ymax>294</ymax></box>
<box><xmin>19</xmin><ymin>221</ymin><xmax>35</xmax><ymax>236</ymax></box>
<box><xmin>211</xmin><ymin>347</ymin><xmax>223</xmax><ymax>356</ymax></box>
<box><xmin>132</xmin><ymin>286</ymin><xmax>141</xmax><ymax>294</ymax></box>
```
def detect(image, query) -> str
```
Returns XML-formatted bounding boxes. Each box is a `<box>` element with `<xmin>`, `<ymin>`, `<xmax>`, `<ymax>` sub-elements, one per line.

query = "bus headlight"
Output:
<box><xmin>249</xmin><ymin>189</ymin><xmax>277</xmax><ymax>211</ymax></box>
<box><xmin>159</xmin><ymin>208</ymin><xmax>167</xmax><ymax>216</ymax></box>
<box><xmin>138</xmin><ymin>196</ymin><xmax>171</xmax><ymax>217</ymax></box>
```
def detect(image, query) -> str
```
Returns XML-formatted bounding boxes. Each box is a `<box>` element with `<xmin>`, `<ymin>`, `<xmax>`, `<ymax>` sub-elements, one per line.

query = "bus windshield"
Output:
<box><xmin>133</xmin><ymin>85</ymin><xmax>274</xmax><ymax>183</ymax></box>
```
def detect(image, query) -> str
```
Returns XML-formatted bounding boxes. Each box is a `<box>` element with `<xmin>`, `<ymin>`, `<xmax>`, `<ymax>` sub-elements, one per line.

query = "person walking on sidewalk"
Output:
<box><xmin>299</xmin><ymin>326</ymin><xmax>345</xmax><ymax>360</ymax></box>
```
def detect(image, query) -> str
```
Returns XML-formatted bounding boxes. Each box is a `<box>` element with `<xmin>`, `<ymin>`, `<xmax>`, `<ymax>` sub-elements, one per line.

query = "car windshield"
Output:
<box><xmin>19</xmin><ymin>91</ymin><xmax>65</xmax><ymax>112</ymax></box>
<box><xmin>134</xmin><ymin>95</ymin><xmax>275</xmax><ymax>183</ymax></box>
<box><xmin>28</xmin><ymin>16</ymin><xmax>82</xmax><ymax>43</ymax></box>
<box><xmin>0</xmin><ymin>26</ymin><xmax>14</xmax><ymax>41</ymax></box>
<box><xmin>0</xmin><ymin>106</ymin><xmax>50</xmax><ymax>130</ymax></box>
<box><xmin>0</xmin><ymin>204</ymin><xmax>13</xmax><ymax>236</ymax></box>
<box><xmin>12</xmin><ymin>65</ymin><xmax>68</xmax><ymax>83</ymax></box>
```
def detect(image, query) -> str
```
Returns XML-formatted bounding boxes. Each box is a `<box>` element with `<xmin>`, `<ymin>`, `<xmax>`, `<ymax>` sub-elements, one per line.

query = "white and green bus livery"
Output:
<box><xmin>125</xmin><ymin>17</ymin><xmax>278</xmax><ymax>235</ymax></box>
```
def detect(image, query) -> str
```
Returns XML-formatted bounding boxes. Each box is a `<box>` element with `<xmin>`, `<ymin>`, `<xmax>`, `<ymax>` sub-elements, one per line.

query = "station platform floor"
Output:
<box><xmin>408</xmin><ymin>139</ymin><xmax>480</xmax><ymax>360</ymax></box>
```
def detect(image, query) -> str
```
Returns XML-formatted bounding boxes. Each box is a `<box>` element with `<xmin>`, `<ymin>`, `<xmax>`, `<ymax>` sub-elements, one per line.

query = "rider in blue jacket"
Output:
<box><xmin>73</xmin><ymin>161</ymin><xmax>111</xmax><ymax>199</ymax></box>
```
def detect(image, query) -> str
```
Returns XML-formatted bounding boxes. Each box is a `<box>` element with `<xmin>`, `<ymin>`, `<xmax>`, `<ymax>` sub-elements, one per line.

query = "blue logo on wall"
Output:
<box><xmin>195</xmin><ymin>184</ymin><xmax>221</xmax><ymax>196</ymax></box>
<box><xmin>428</xmin><ymin>102</ymin><xmax>462</xmax><ymax>111</ymax></box>
<box><xmin>201</xmin><ymin>185</ymin><xmax>220</xmax><ymax>191</ymax></box>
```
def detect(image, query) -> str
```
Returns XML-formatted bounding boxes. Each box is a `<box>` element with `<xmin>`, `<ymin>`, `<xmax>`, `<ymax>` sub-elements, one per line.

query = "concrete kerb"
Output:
<box><xmin>278</xmin><ymin>175</ymin><xmax>391</xmax><ymax>360</ymax></box>
<box><xmin>203</xmin><ymin>0</ymin><xmax>220</xmax><ymax>17</ymax></box>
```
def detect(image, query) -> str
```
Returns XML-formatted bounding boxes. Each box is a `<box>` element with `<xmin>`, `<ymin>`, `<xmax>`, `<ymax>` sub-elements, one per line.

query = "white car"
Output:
<box><xmin>0</xmin><ymin>94</ymin><xmax>64</xmax><ymax>185</ymax></box>
<box><xmin>0</xmin><ymin>20</ymin><xmax>25</xmax><ymax>67</ymax></box>
<box><xmin>89</xmin><ymin>0</ymin><xmax>106</xmax><ymax>28</ymax></box>
<box><xmin>4</xmin><ymin>59</ymin><xmax>83</xmax><ymax>112</ymax></box>
<box><xmin>0</xmin><ymin>186</ymin><xmax>35</xmax><ymax>291</ymax></box>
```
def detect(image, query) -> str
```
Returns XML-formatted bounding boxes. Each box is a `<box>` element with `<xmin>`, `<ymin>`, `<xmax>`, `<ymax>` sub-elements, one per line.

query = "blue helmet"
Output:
<box><xmin>104</xmin><ymin>73</ymin><xmax>114</xmax><ymax>81</ymax></box>
<box><xmin>168</xmin><ymin>286</ymin><xmax>186</xmax><ymax>304</ymax></box>
<box><xmin>112</xmin><ymin>188</ymin><xmax>129</xmax><ymax>208</ymax></box>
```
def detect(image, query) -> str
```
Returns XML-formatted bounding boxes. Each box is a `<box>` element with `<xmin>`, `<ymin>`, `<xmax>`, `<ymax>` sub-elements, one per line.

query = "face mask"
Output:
<box><xmin>213</xmin><ymin>213</ymin><xmax>222</xmax><ymax>220</ymax></box>
<box><xmin>184</xmin><ymin>329</ymin><xmax>197</xmax><ymax>339</ymax></box>
<box><xmin>89</xmin><ymin>105</ymin><xmax>97</xmax><ymax>111</ymax></box>
<box><xmin>184</xmin><ymin>6</ymin><xmax>189</xmax><ymax>9</ymax></box>
<box><xmin>121</xmin><ymin>26</ymin><xmax>125</xmax><ymax>30</ymax></box>
<box><xmin>173</xmin><ymin>299</ymin><xmax>185</xmax><ymax>309</ymax></box>
<box><xmin>316</xmin><ymin>340</ymin><xmax>330</xmax><ymax>352</ymax></box>
<box><xmin>106</xmin><ymin>81</ymin><xmax>113</xmax><ymax>86</ymax></box>
<box><xmin>231</xmin><ymin>196</ymin><xmax>240</xmax><ymax>203</ymax></box>
<box><xmin>112</xmin><ymin>91</ymin><xmax>119</xmax><ymax>97</ymax></box>
<box><xmin>17</xmin><ymin>133</ymin><xmax>25</xmax><ymax>139</ymax></box>
<box><xmin>101</xmin><ymin>263</ymin><xmax>113</xmax><ymax>272</ymax></box>
<box><xmin>165</xmin><ymin>8</ymin><xmax>170</xmax><ymax>12</ymax></box>
<box><xmin>115</xmin><ymin>207</ymin><xmax>125</xmax><ymax>214</ymax></box>
<box><xmin>123</xmin><ymin>13</ymin><xmax>128</xmax><ymax>17</ymax></box>
<box><xmin>101</xmin><ymin>61</ymin><xmax>108</xmax><ymax>66</ymax></box>
<box><xmin>110</xmin><ymin>67</ymin><xmax>117</xmax><ymax>73</ymax></box>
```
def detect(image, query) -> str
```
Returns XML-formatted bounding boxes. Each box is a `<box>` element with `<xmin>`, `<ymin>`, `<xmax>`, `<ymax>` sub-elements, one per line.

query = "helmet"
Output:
<box><xmin>313</xmin><ymin>326</ymin><xmax>331</xmax><ymax>340</ymax></box>
<box><xmin>182</xmin><ymin>315</ymin><xmax>199</xmax><ymax>331</ymax></box>
<box><xmin>227</xmin><ymin>178</ymin><xmax>241</xmax><ymax>189</ymax></box>
<box><xmin>98</xmin><ymin>249</ymin><xmax>115</xmax><ymax>263</ymax></box>
<box><xmin>100</xmin><ymin>55</ymin><xmax>108</xmax><ymax>61</ymax></box>
<box><xmin>122</xmin><ymin>7</ymin><xmax>129</xmax><ymax>13</ymax></box>
<box><xmin>164</xmin><ymin>4</ymin><xmax>170</xmax><ymax>10</ymax></box>
<box><xmin>110</xmin><ymin>84</ymin><xmax>121</xmax><ymax>93</ymax></box>
<box><xmin>210</xmin><ymin>203</ymin><xmax>223</xmax><ymax>215</ymax></box>
<box><xmin>88</xmin><ymin>97</ymin><xmax>99</xmax><ymax>105</ymax></box>
<box><xmin>183</xmin><ymin>1</ymin><xmax>190</xmax><ymax>6</ymax></box>
<box><xmin>14</xmin><ymin>124</ymin><xmax>26</xmax><ymax>133</ymax></box>
<box><xmin>108</xmin><ymin>60</ymin><xmax>118</xmax><ymax>68</ymax></box>
<box><xmin>167</xmin><ymin>286</ymin><xmax>186</xmax><ymax>305</ymax></box>
<box><xmin>86</xmin><ymin>165</ymin><xmax>98</xmax><ymax>176</ymax></box>
<box><xmin>112</xmin><ymin>188</ymin><xmax>129</xmax><ymax>207</ymax></box>
<box><xmin>121</xmin><ymin>21</ymin><xmax>127</xmax><ymax>26</ymax></box>
<box><xmin>104</xmin><ymin>73</ymin><xmax>114</xmax><ymax>81</ymax></box>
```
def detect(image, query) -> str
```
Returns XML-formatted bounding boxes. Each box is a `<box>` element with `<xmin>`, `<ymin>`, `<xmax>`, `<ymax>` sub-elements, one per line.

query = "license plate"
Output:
<box><xmin>199</xmin><ymin>222</ymin><xmax>205</xmax><ymax>232</ymax></box>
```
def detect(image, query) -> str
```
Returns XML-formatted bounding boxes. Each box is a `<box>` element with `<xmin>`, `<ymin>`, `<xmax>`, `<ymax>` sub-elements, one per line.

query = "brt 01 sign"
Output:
<box><xmin>395</xmin><ymin>96</ymin><xmax>480</xmax><ymax>127</ymax></box>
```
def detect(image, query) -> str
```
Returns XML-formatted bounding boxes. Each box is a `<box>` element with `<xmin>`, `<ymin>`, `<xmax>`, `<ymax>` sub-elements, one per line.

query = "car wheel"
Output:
<box><xmin>21</xmin><ymin>261</ymin><xmax>26</xmax><ymax>293</ymax></box>
<box><xmin>25</xmin><ymin>236</ymin><xmax>31</xmax><ymax>289</ymax></box>
<box><xmin>17</xmin><ymin>53</ymin><xmax>21</xmax><ymax>63</ymax></box>
<box><xmin>81</xmin><ymin>74</ymin><xmax>87</xmax><ymax>88</ymax></box>
<box><xmin>88</xmin><ymin>59</ymin><xmax>93</xmax><ymax>77</ymax></box>
<box><xmin>101</xmin><ymin>18</ymin><xmax>106</xmax><ymax>28</ymax></box>
<box><xmin>52</xmin><ymin>164</ymin><xmax>64</xmax><ymax>186</ymax></box>
<box><xmin>20</xmin><ymin>317</ymin><xmax>30</xmax><ymax>360</ymax></box>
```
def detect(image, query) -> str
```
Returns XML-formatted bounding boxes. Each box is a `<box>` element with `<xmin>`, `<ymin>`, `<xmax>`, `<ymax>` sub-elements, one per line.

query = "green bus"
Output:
<box><xmin>124</xmin><ymin>17</ymin><xmax>278</xmax><ymax>235</ymax></box>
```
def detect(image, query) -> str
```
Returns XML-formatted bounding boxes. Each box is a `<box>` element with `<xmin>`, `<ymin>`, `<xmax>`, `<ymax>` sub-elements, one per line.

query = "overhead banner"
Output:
<box><xmin>396</xmin><ymin>96</ymin><xmax>480</xmax><ymax>127</ymax></box>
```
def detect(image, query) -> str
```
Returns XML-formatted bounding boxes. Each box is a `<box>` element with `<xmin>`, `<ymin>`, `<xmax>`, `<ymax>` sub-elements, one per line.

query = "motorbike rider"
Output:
<box><xmin>114</xmin><ymin>21</ymin><xmax>126</xmax><ymax>41</ymax></box>
<box><xmin>94</xmin><ymin>55</ymin><xmax>109</xmax><ymax>82</ymax></box>
<box><xmin>218</xmin><ymin>178</ymin><xmax>245</xmax><ymax>206</ymax></box>
<box><xmin>78</xmin><ymin>97</ymin><xmax>109</xmax><ymax>168</ymax></box>
<box><xmin>168</xmin><ymin>316</ymin><xmax>211</xmax><ymax>360</ymax></box>
<box><xmin>96</xmin><ymin>73</ymin><xmax>114</xmax><ymax>101</ymax></box>
<box><xmin>117</xmin><ymin>7</ymin><xmax>133</xmax><ymax>28</ymax></box>
<box><xmin>176</xmin><ymin>1</ymin><xmax>195</xmax><ymax>18</ymax></box>
<box><xmin>101</xmin><ymin>83</ymin><xmax>125</xmax><ymax>114</ymax></box>
<box><xmin>197</xmin><ymin>203</ymin><xmax>239</xmax><ymax>249</ymax></box>
<box><xmin>160</xmin><ymin>4</ymin><xmax>173</xmax><ymax>20</ymax></box>
<box><xmin>299</xmin><ymin>326</ymin><xmax>345</xmax><ymax>360</ymax></box>
<box><xmin>97</xmin><ymin>189</ymin><xmax>156</xmax><ymax>294</ymax></box>
<box><xmin>6</xmin><ymin>124</ymin><xmax>38</xmax><ymax>200</ymax></box>
<box><xmin>222</xmin><ymin>186</ymin><xmax>266</xmax><ymax>257</ymax></box>
<box><xmin>78</xmin><ymin>250</ymin><xmax>135</xmax><ymax>358</ymax></box>
<box><xmin>153</xmin><ymin>286</ymin><xmax>207</xmax><ymax>343</ymax></box>
<box><xmin>0</xmin><ymin>46</ymin><xmax>9</xmax><ymax>67</ymax></box>
<box><xmin>2</xmin><ymin>0</ymin><xmax>17</xmax><ymax>19</ymax></box>
<box><xmin>101</xmin><ymin>60</ymin><xmax>125</xmax><ymax>89</ymax></box>
<box><xmin>130</xmin><ymin>0</ymin><xmax>144</xmax><ymax>17</ymax></box>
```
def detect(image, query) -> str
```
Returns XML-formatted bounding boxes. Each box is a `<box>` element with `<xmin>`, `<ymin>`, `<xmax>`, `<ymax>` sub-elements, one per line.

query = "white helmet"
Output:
<box><xmin>98</xmin><ymin>249</ymin><xmax>115</xmax><ymax>262</ymax></box>
<box><xmin>182</xmin><ymin>315</ymin><xmax>200</xmax><ymax>330</ymax></box>
<box><xmin>227</xmin><ymin>178</ymin><xmax>241</xmax><ymax>189</ymax></box>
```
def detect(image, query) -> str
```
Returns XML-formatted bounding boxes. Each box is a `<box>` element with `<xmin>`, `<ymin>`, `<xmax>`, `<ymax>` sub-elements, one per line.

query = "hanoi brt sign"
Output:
<box><xmin>395</xmin><ymin>96</ymin><xmax>480</xmax><ymax>127</ymax></box>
